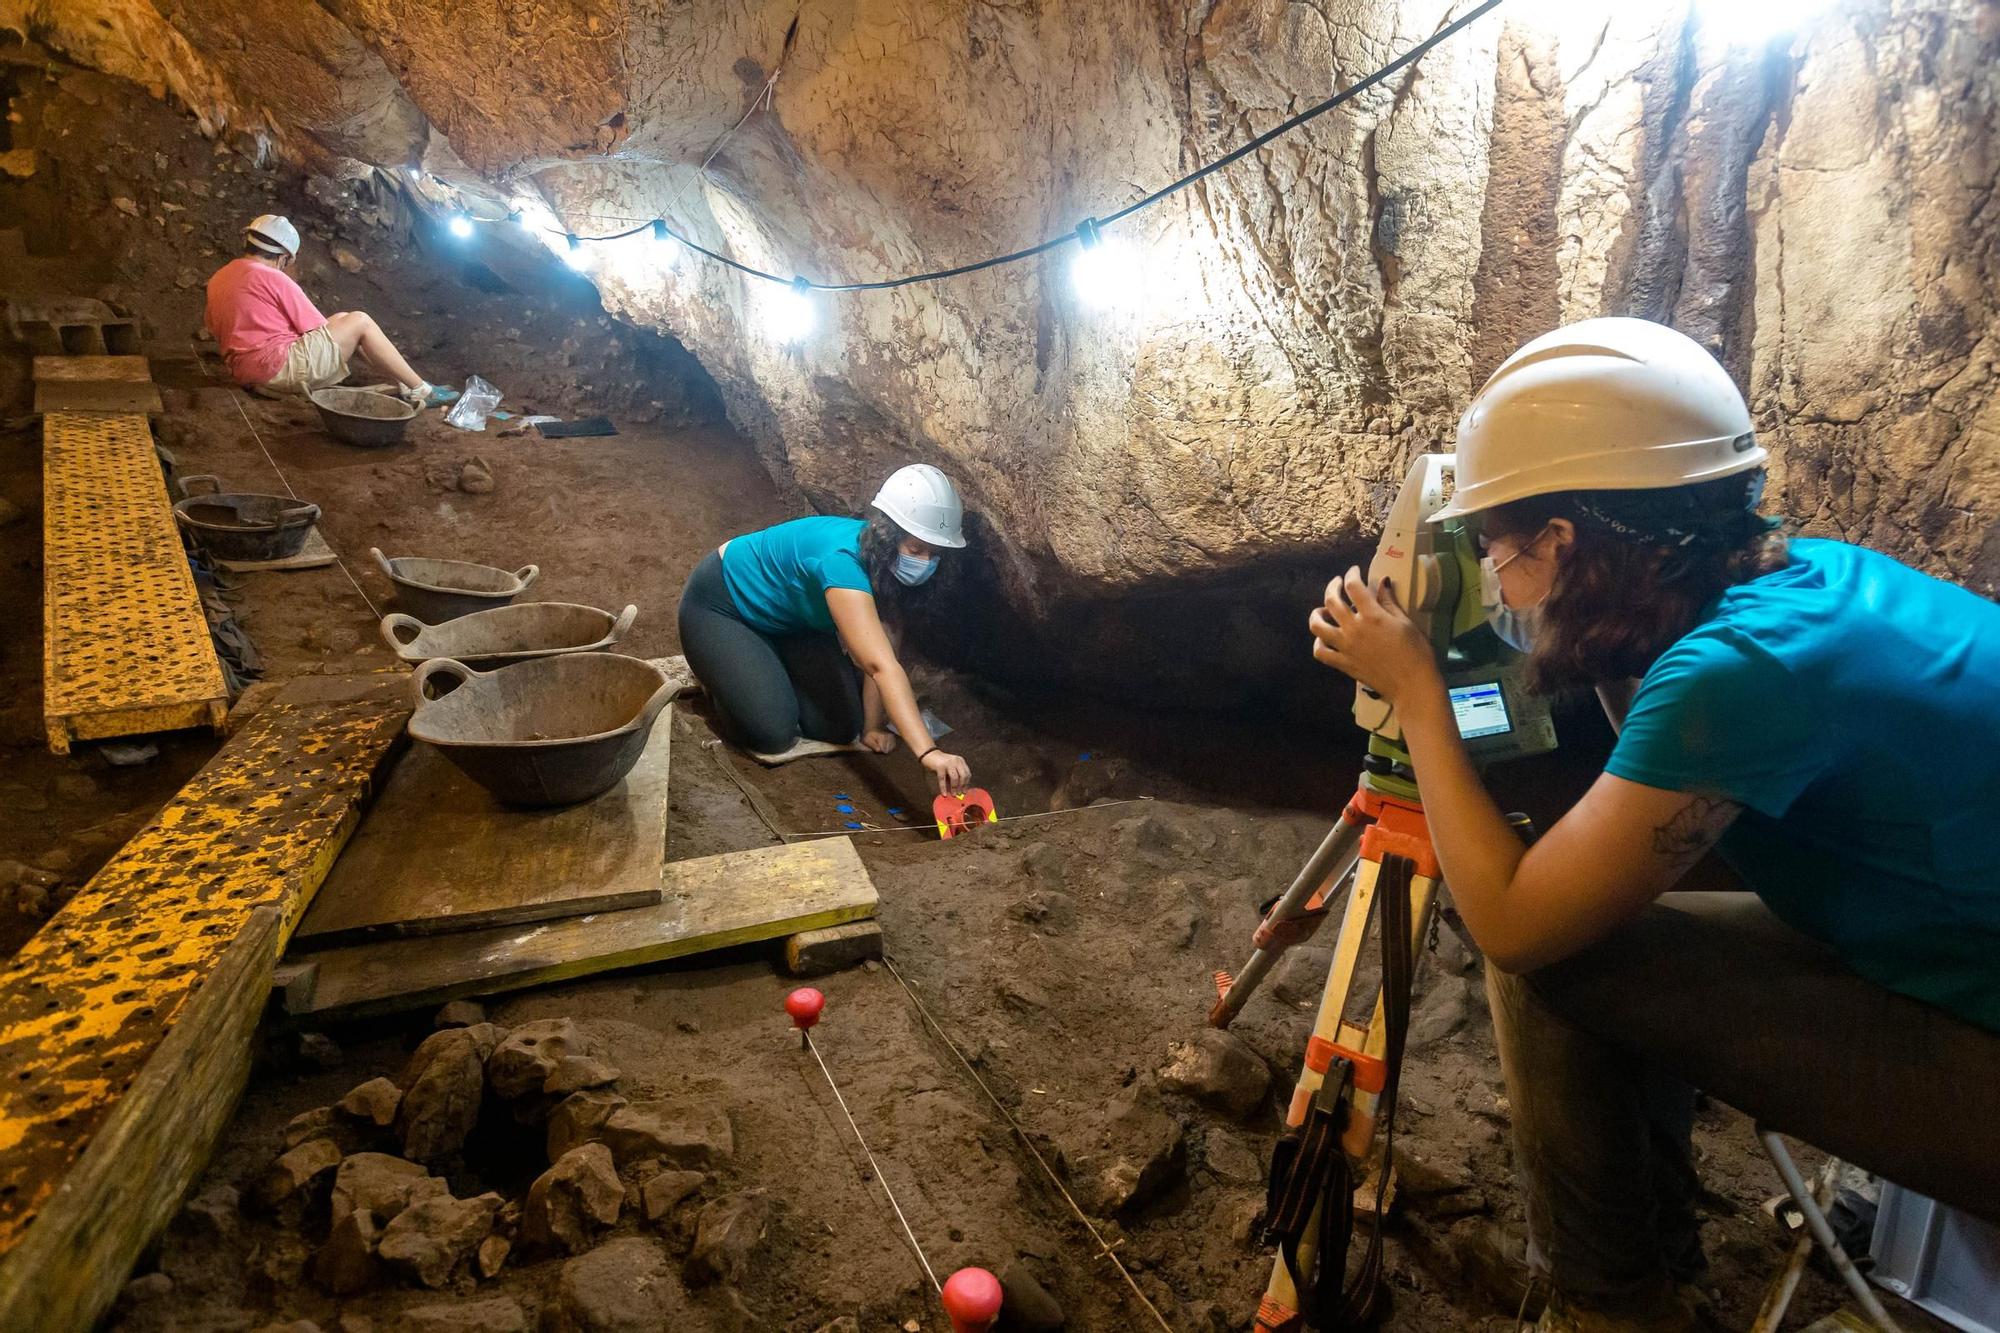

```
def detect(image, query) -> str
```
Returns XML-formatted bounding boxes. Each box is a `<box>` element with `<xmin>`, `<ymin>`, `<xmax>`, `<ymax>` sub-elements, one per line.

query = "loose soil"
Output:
<box><xmin>0</xmin><ymin>46</ymin><xmax>1936</xmax><ymax>1333</ymax></box>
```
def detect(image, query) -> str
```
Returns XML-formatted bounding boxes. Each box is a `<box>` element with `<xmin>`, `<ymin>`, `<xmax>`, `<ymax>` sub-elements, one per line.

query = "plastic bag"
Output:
<box><xmin>444</xmin><ymin>375</ymin><xmax>503</xmax><ymax>431</ymax></box>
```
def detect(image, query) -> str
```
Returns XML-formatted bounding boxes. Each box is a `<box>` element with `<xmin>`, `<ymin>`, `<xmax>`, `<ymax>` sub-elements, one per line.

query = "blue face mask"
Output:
<box><xmin>893</xmin><ymin>552</ymin><xmax>939</xmax><ymax>587</ymax></box>
<box><xmin>1478</xmin><ymin>544</ymin><xmax>1545</xmax><ymax>653</ymax></box>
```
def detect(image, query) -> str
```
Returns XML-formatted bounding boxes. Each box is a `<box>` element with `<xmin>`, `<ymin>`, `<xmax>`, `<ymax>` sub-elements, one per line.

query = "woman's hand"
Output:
<box><xmin>1308</xmin><ymin>567</ymin><xmax>1441</xmax><ymax>707</ymax></box>
<box><xmin>860</xmin><ymin>728</ymin><xmax>898</xmax><ymax>755</ymax></box>
<box><xmin>921</xmin><ymin>749</ymin><xmax>972</xmax><ymax>795</ymax></box>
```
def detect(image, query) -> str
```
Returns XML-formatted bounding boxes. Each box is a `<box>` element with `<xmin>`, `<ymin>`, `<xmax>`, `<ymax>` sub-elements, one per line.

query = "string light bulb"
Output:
<box><xmin>762</xmin><ymin>276</ymin><xmax>818</xmax><ymax>344</ymax></box>
<box><xmin>649</xmin><ymin>219</ymin><xmax>681</xmax><ymax>270</ymax></box>
<box><xmin>1069</xmin><ymin>217</ymin><xmax>1140</xmax><ymax>311</ymax></box>
<box><xmin>564</xmin><ymin>234</ymin><xmax>591</xmax><ymax>270</ymax></box>
<box><xmin>447</xmin><ymin>213</ymin><xmax>474</xmax><ymax>239</ymax></box>
<box><xmin>1693</xmin><ymin>0</ymin><xmax>1830</xmax><ymax>46</ymax></box>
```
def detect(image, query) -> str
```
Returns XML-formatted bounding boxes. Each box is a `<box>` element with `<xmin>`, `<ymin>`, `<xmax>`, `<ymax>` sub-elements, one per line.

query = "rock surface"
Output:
<box><xmin>1048</xmin><ymin>1086</ymin><xmax>1185</xmax><ymax>1217</ymax></box>
<box><xmin>1157</xmin><ymin>1028</ymin><xmax>1271</xmax><ymax>1120</ymax></box>
<box><xmin>522</xmin><ymin>1143</ymin><xmax>624</xmax><ymax>1253</ymax></box>
<box><xmin>396</xmin><ymin>1023</ymin><xmax>501</xmax><ymax>1164</ymax></box>
<box><xmin>556</xmin><ymin>1235</ymin><xmax>689</xmax><ymax>1332</ymax></box>
<box><xmin>684</xmin><ymin>1190</ymin><xmax>772</xmax><ymax>1286</ymax></box>
<box><xmin>22</xmin><ymin>0</ymin><xmax>2000</xmax><ymax>697</ymax></box>
<box><xmin>487</xmin><ymin>1018</ymin><xmax>619</xmax><ymax>1101</ymax></box>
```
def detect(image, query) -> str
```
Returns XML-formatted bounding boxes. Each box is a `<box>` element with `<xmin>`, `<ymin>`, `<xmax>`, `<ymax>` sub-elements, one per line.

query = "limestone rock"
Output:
<box><xmin>1157</xmin><ymin>1029</ymin><xmax>1271</xmax><ymax>1120</ymax></box>
<box><xmin>458</xmin><ymin>458</ymin><xmax>496</xmax><ymax>494</ymax></box>
<box><xmin>401</xmin><ymin>1297</ymin><xmax>530</xmax><ymax>1333</ymax></box>
<box><xmin>396</xmin><ymin>1025</ymin><xmax>498</xmax><ymax>1164</ymax></box>
<box><xmin>639</xmin><ymin>1169</ymin><xmax>704</xmax><ymax>1222</ymax></box>
<box><xmin>179</xmin><ymin>1184</ymin><xmax>240</xmax><ymax>1243</ymax></box>
<box><xmin>120</xmin><ymin>1271</ymin><xmax>174</xmax><ymax>1304</ymax></box>
<box><xmin>1271</xmin><ymin>947</ymin><xmax>1334</xmax><ymax>1008</ymax></box>
<box><xmin>377</xmin><ymin>1191</ymin><xmax>502</xmax><ymax>1287</ymax></box>
<box><xmin>258</xmin><ymin>1136</ymin><xmax>343</xmax><ymax>1207</ymax></box>
<box><xmin>998</xmin><ymin>1260</ymin><xmax>1066</xmax><ymax>1331</ymax></box>
<box><xmin>435</xmin><ymin>1000</ymin><xmax>487</xmax><ymax>1028</ymax></box>
<box><xmin>684</xmin><ymin>1190</ymin><xmax>772</xmax><ymax>1286</ymax></box>
<box><xmin>598</xmin><ymin>1099</ymin><xmax>733</xmax><ymax>1168</ymax></box>
<box><xmin>556</xmin><ymin>1235</ymin><xmax>687</xmax><ymax>1332</ymax></box>
<box><xmin>545</xmin><ymin>1087</ymin><xmax>628</xmax><ymax>1164</ymax></box>
<box><xmin>486</xmin><ymin>1019</ymin><xmax>618</xmax><ymax>1101</ymax></box>
<box><xmin>331</xmin><ymin>243</ymin><xmax>364</xmax><ymax>272</ymax></box>
<box><xmin>1201</xmin><ymin>1128</ymin><xmax>1265</xmax><ymax>1187</ymax></box>
<box><xmin>1408</xmin><ymin>974</ymin><xmax>1477</xmax><ymax>1051</ymax></box>
<box><xmin>336</xmin><ymin>1077</ymin><xmax>403</xmax><ymax>1129</ymax></box>
<box><xmin>329</xmin><ymin>1152</ymin><xmax>445</xmax><ymax>1231</ymax></box>
<box><xmin>1049</xmin><ymin>1087</ymin><xmax>1184</xmax><ymax>1217</ymax></box>
<box><xmin>476</xmin><ymin>1233</ymin><xmax>511</xmax><ymax>1279</ymax></box>
<box><xmin>522</xmin><ymin>1143</ymin><xmax>623</xmax><ymax>1253</ymax></box>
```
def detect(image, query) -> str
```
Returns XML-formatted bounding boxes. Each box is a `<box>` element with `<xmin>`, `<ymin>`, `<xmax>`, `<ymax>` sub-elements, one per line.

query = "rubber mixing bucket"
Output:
<box><xmin>172</xmin><ymin>474</ymin><xmax>319</xmax><ymax>562</ymax></box>
<box><xmin>371</xmin><ymin>547</ymin><xmax>540</xmax><ymax>622</ymax></box>
<box><xmin>380</xmin><ymin>602</ymin><xmax>636</xmax><ymax>669</ymax></box>
<box><xmin>310</xmin><ymin>386</ymin><xmax>417</xmax><ymax>448</ymax></box>
<box><xmin>408</xmin><ymin>653</ymin><xmax>674</xmax><ymax>806</ymax></box>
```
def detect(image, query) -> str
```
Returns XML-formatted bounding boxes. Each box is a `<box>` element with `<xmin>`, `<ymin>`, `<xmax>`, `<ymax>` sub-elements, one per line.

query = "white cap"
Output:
<box><xmin>871</xmin><ymin>464</ymin><xmax>966</xmax><ymax>549</ymax></box>
<box><xmin>245</xmin><ymin>214</ymin><xmax>301</xmax><ymax>258</ymax></box>
<box><xmin>1434</xmin><ymin>317</ymin><xmax>1765</xmax><ymax>521</ymax></box>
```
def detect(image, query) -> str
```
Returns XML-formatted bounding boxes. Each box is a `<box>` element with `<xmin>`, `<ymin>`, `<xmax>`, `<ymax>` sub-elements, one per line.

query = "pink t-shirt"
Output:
<box><xmin>204</xmin><ymin>258</ymin><xmax>327</xmax><ymax>386</ymax></box>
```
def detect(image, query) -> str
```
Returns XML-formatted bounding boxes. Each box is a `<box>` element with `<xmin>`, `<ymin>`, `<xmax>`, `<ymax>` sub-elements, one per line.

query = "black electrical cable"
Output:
<box><xmin>546</xmin><ymin>0</ymin><xmax>1507</xmax><ymax>291</ymax></box>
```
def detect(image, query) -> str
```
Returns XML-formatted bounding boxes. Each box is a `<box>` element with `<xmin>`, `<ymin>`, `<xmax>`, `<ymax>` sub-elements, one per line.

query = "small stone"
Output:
<box><xmin>313</xmin><ymin>1207</ymin><xmax>382</xmax><ymax>1295</ymax></box>
<box><xmin>120</xmin><ymin>1271</ymin><xmax>174</xmax><ymax>1303</ymax></box>
<box><xmin>458</xmin><ymin>459</ymin><xmax>496</xmax><ymax>494</ymax></box>
<box><xmin>401</xmin><ymin>1296</ymin><xmax>530</xmax><ymax>1333</ymax></box>
<box><xmin>336</xmin><ymin>1077</ymin><xmax>403</xmax><ymax>1128</ymax></box>
<box><xmin>378</xmin><ymin>1191</ymin><xmax>502</xmax><ymax>1287</ymax></box>
<box><xmin>557</xmin><ymin>1236</ymin><xmax>686</xmax><ymax>1331</ymax></box>
<box><xmin>331</xmin><ymin>244</ymin><xmax>364</xmax><ymax>273</ymax></box>
<box><xmin>434</xmin><ymin>1000</ymin><xmax>486</xmax><ymax>1029</ymax></box>
<box><xmin>684</xmin><ymin>1190</ymin><xmax>772</xmax><ymax>1286</ymax></box>
<box><xmin>639</xmin><ymin>1169</ymin><xmax>704</xmax><ymax>1222</ymax></box>
<box><xmin>180</xmin><ymin>1184</ymin><xmax>240</xmax><ymax>1243</ymax></box>
<box><xmin>1020</xmin><ymin>842</ymin><xmax>1066</xmax><ymax>887</ymax></box>
<box><xmin>329</xmin><ymin>1152</ymin><xmax>446</xmax><ymax>1231</ymax></box>
<box><xmin>522</xmin><ymin>1144</ymin><xmax>623</xmax><ymax>1253</ymax></box>
<box><xmin>112</xmin><ymin>195</ymin><xmax>140</xmax><ymax>217</ymax></box>
<box><xmin>1202</xmin><ymin>1128</ymin><xmax>1264</xmax><ymax>1186</ymax></box>
<box><xmin>476</xmin><ymin>1233</ymin><xmax>511</xmax><ymax>1278</ymax></box>
<box><xmin>1270</xmin><ymin>948</ymin><xmax>1332</xmax><ymax>1008</ymax></box>
<box><xmin>259</xmin><ymin>1232</ymin><xmax>312</xmax><ymax>1287</ymax></box>
<box><xmin>258</xmin><ymin>1136</ymin><xmax>343</xmax><ymax>1206</ymax></box>
<box><xmin>813</xmin><ymin>1320</ymin><xmax>861</xmax><ymax>1333</ymax></box>
<box><xmin>283</xmin><ymin>1105</ymin><xmax>356</xmax><ymax>1151</ymax></box>
<box><xmin>545</xmin><ymin>1088</ymin><xmax>628</xmax><ymax>1163</ymax></box>
<box><xmin>1158</xmin><ymin>1028</ymin><xmax>1271</xmax><ymax>1120</ymax></box>
<box><xmin>1009</xmin><ymin>889</ymin><xmax>1075</xmax><ymax>934</ymax></box>
<box><xmin>1408</xmin><ymin>975</ymin><xmax>1476</xmax><ymax>1049</ymax></box>
<box><xmin>599</xmin><ymin>1100</ymin><xmax>733</xmax><ymax>1168</ymax></box>
<box><xmin>998</xmin><ymin>1260</ymin><xmax>1066</xmax><ymax>1330</ymax></box>
<box><xmin>298</xmin><ymin>1032</ymin><xmax>343</xmax><ymax>1068</ymax></box>
<box><xmin>1049</xmin><ymin>1087</ymin><xmax>1185</xmax><ymax>1217</ymax></box>
<box><xmin>397</xmin><ymin>1024</ymin><xmax>500</xmax><ymax>1164</ymax></box>
<box><xmin>487</xmin><ymin>1019</ymin><xmax>616</xmax><ymax>1100</ymax></box>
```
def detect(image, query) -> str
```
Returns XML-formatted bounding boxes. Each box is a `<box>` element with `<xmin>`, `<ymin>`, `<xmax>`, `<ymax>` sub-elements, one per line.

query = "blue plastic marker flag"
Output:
<box><xmin>834</xmin><ymin>792</ymin><xmax>851</xmax><ymax>800</ymax></box>
<box><xmin>835</xmin><ymin>803</ymin><xmax>855</xmax><ymax>814</ymax></box>
<box><xmin>1078</xmin><ymin>751</ymin><xmax>1094</xmax><ymax>762</ymax></box>
<box><xmin>844</xmin><ymin>821</ymin><xmax>863</xmax><ymax>830</ymax></box>
<box><xmin>887</xmin><ymin>807</ymin><xmax>905</xmax><ymax>817</ymax></box>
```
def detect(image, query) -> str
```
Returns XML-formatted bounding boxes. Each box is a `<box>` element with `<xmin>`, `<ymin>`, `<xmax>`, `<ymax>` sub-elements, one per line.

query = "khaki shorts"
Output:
<box><xmin>264</xmin><ymin>324</ymin><xmax>349</xmax><ymax>395</ymax></box>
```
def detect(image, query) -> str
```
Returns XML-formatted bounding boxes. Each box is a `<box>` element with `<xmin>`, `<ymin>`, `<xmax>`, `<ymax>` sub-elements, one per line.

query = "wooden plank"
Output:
<box><xmin>31</xmin><ymin>355</ymin><xmax>153</xmax><ymax>382</ymax></box>
<box><xmin>293</xmin><ymin>709</ymin><xmax>673</xmax><ymax>948</ymax></box>
<box><xmin>289</xmin><ymin>838</ymin><xmax>879</xmax><ymax>1019</ymax></box>
<box><xmin>33</xmin><ymin>380</ymin><xmax>166</xmax><ymax>414</ymax></box>
<box><xmin>0</xmin><ymin>910</ymin><xmax>278</xmax><ymax>1333</ymax></box>
<box><xmin>41</xmin><ymin>411</ymin><xmax>228</xmax><ymax>753</ymax></box>
<box><xmin>0</xmin><ymin>672</ymin><xmax>407</xmax><ymax>1259</ymax></box>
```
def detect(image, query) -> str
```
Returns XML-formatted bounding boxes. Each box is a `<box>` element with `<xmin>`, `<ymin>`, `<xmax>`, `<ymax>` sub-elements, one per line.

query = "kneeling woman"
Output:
<box><xmin>678</xmin><ymin>465</ymin><xmax>974</xmax><ymax>795</ymax></box>
<box><xmin>1311</xmin><ymin>318</ymin><xmax>2000</xmax><ymax>1331</ymax></box>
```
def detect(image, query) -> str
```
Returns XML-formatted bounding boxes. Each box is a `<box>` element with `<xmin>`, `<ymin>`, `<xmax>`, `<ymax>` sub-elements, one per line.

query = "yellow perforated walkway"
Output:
<box><xmin>42</xmin><ymin>411</ymin><xmax>228</xmax><ymax>754</ymax></box>
<box><xmin>0</xmin><ymin>675</ymin><xmax>406</xmax><ymax>1305</ymax></box>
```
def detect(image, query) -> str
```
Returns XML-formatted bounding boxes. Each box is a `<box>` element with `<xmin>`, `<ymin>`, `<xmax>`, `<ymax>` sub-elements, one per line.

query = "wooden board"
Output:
<box><xmin>293</xmin><ymin>710</ymin><xmax>673</xmax><ymax>948</ymax></box>
<box><xmin>214</xmin><ymin>525</ymin><xmax>337</xmax><ymax>572</ymax></box>
<box><xmin>286</xmin><ymin>837</ymin><xmax>879</xmax><ymax>1019</ymax></box>
<box><xmin>0</xmin><ymin>672</ymin><xmax>406</xmax><ymax>1267</ymax></box>
<box><xmin>33</xmin><ymin>355</ymin><xmax>164</xmax><ymax>414</ymax></box>
<box><xmin>0</xmin><ymin>911</ymin><xmax>277</xmax><ymax>1333</ymax></box>
<box><xmin>32</xmin><ymin>355</ymin><xmax>153</xmax><ymax>382</ymax></box>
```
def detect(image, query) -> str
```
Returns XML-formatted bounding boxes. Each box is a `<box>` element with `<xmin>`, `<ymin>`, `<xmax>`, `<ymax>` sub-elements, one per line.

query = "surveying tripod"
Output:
<box><xmin>1208</xmin><ymin>453</ymin><xmax>1555</xmax><ymax>1331</ymax></box>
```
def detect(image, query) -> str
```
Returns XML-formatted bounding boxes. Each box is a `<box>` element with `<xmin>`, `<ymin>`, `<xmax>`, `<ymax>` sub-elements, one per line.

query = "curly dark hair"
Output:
<box><xmin>854</xmin><ymin>512</ymin><xmax>941</xmax><ymax>608</ymax></box>
<box><xmin>1479</xmin><ymin>471</ymin><xmax>1789</xmax><ymax>693</ymax></box>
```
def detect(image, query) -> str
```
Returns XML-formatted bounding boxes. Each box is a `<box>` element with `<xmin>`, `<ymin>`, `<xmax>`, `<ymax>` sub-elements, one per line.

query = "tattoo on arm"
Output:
<box><xmin>1650</xmin><ymin>795</ymin><xmax>1742</xmax><ymax>871</ymax></box>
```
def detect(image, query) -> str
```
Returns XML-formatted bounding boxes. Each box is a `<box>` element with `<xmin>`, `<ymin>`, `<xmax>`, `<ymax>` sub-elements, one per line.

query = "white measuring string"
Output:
<box><xmin>801</xmin><ymin>1029</ymin><xmax>943</xmax><ymax>1294</ymax></box>
<box><xmin>784</xmin><ymin>795</ymin><xmax>1157</xmax><ymax>842</ymax></box>
<box><xmin>225</xmin><ymin>390</ymin><xmax>382</xmax><ymax>620</ymax></box>
<box><xmin>882</xmin><ymin>958</ymin><xmax>1178</xmax><ymax>1332</ymax></box>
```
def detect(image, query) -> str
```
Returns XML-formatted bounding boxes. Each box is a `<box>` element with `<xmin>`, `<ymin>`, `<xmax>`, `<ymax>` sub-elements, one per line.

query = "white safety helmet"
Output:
<box><xmin>1433</xmin><ymin>317</ymin><xmax>1765</xmax><ymax>522</ymax></box>
<box><xmin>871</xmin><ymin>464</ymin><xmax>966</xmax><ymax>549</ymax></box>
<box><xmin>245</xmin><ymin>214</ymin><xmax>301</xmax><ymax>259</ymax></box>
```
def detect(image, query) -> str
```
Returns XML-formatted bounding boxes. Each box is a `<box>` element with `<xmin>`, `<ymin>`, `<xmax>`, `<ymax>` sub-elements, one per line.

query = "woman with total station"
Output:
<box><xmin>1308</xmin><ymin>317</ymin><xmax>2000</xmax><ymax>1332</ymax></box>
<box><xmin>677</xmin><ymin>464</ymin><xmax>974</xmax><ymax>795</ymax></box>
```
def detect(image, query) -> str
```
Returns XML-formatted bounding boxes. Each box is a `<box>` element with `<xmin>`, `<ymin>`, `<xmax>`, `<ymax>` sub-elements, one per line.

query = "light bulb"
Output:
<box><xmin>405</xmin><ymin>166</ymin><xmax>421</xmax><ymax>180</ymax></box>
<box><xmin>447</xmin><ymin>213</ymin><xmax>474</xmax><ymax>239</ymax></box>
<box><xmin>564</xmin><ymin>235</ymin><xmax>591</xmax><ymax>270</ymax></box>
<box><xmin>649</xmin><ymin>219</ymin><xmax>681</xmax><ymax>270</ymax></box>
<box><xmin>1070</xmin><ymin>217</ymin><xmax>1141</xmax><ymax>311</ymax></box>
<box><xmin>1693</xmin><ymin>0</ymin><xmax>1830</xmax><ymax>47</ymax></box>
<box><xmin>762</xmin><ymin>277</ymin><xmax>817</xmax><ymax>345</ymax></box>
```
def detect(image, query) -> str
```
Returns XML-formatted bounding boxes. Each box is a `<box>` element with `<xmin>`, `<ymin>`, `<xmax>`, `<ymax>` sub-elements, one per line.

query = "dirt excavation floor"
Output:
<box><xmin>0</xmin><ymin>47</ymin><xmax>1943</xmax><ymax>1333</ymax></box>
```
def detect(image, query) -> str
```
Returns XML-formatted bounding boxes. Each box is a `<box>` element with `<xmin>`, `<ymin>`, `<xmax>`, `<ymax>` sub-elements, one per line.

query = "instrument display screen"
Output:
<box><xmin>1449</xmin><ymin>680</ymin><xmax>1513</xmax><ymax>740</ymax></box>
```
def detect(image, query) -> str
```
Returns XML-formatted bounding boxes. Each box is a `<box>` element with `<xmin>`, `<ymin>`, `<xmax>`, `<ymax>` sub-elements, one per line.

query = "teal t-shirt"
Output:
<box><xmin>1605</xmin><ymin>539</ymin><xmax>2000</xmax><ymax>1032</ymax></box>
<box><xmin>720</xmin><ymin>516</ymin><xmax>872</xmax><ymax>636</ymax></box>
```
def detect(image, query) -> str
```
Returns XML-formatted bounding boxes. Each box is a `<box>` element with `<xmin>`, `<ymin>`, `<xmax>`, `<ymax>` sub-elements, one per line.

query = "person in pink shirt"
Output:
<box><xmin>205</xmin><ymin>215</ymin><xmax>442</xmax><ymax>405</ymax></box>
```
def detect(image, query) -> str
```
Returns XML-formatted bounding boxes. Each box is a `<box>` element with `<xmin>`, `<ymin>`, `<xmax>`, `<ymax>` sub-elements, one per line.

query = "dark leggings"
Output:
<box><xmin>676</xmin><ymin>550</ymin><xmax>864</xmax><ymax>753</ymax></box>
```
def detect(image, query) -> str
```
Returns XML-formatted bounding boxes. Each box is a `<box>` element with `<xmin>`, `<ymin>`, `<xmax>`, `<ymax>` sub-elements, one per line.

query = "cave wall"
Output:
<box><xmin>8</xmin><ymin>0</ymin><xmax>1998</xmax><ymax>677</ymax></box>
